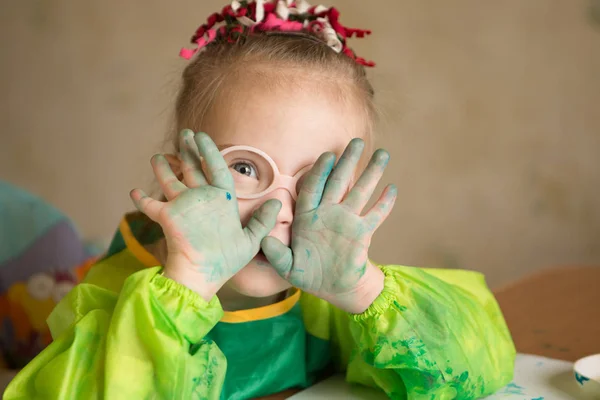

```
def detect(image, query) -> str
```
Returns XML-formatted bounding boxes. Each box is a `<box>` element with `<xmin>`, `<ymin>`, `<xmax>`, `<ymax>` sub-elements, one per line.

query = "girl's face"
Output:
<box><xmin>202</xmin><ymin>78</ymin><xmax>368</xmax><ymax>298</ymax></box>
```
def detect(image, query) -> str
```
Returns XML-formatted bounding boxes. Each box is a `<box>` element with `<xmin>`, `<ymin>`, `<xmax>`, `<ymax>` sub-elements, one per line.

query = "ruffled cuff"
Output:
<box><xmin>149</xmin><ymin>269</ymin><xmax>223</xmax><ymax>344</ymax></box>
<box><xmin>351</xmin><ymin>265</ymin><xmax>399</xmax><ymax>322</ymax></box>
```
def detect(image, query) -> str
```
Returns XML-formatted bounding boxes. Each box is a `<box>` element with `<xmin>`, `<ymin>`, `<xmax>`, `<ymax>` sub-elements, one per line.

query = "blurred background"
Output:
<box><xmin>1</xmin><ymin>0</ymin><xmax>599</xmax><ymax>288</ymax></box>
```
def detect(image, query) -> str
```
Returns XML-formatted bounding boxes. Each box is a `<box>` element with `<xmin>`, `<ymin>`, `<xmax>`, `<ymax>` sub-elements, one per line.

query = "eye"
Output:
<box><xmin>231</xmin><ymin>161</ymin><xmax>258</xmax><ymax>179</ymax></box>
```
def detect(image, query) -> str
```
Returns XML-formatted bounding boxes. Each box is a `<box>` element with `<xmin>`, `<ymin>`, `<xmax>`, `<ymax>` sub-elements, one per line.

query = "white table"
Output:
<box><xmin>289</xmin><ymin>354</ymin><xmax>598</xmax><ymax>400</ymax></box>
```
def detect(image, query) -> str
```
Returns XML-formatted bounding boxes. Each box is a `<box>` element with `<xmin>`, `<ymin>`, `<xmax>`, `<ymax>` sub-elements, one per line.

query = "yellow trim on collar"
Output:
<box><xmin>119</xmin><ymin>218</ymin><xmax>160</xmax><ymax>268</ymax></box>
<box><xmin>118</xmin><ymin>216</ymin><xmax>301</xmax><ymax>323</ymax></box>
<box><xmin>219</xmin><ymin>288</ymin><xmax>301</xmax><ymax>323</ymax></box>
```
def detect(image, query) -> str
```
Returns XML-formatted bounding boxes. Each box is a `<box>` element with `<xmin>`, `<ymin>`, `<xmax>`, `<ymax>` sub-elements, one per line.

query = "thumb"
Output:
<box><xmin>261</xmin><ymin>236</ymin><xmax>293</xmax><ymax>278</ymax></box>
<box><xmin>243</xmin><ymin>199</ymin><xmax>281</xmax><ymax>251</ymax></box>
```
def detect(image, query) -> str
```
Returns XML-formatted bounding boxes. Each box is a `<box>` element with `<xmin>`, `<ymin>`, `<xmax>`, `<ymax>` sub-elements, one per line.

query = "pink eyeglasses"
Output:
<box><xmin>220</xmin><ymin>145</ymin><xmax>313</xmax><ymax>200</ymax></box>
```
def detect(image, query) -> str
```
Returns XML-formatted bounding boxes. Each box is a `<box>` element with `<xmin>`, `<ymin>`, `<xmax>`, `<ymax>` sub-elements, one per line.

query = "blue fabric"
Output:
<box><xmin>0</xmin><ymin>181</ymin><xmax>67</xmax><ymax>265</ymax></box>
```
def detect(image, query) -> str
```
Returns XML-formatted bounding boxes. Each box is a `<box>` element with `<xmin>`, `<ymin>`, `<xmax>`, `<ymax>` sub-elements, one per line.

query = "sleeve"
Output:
<box><xmin>301</xmin><ymin>264</ymin><xmax>516</xmax><ymax>400</ymax></box>
<box><xmin>3</xmin><ymin>262</ymin><xmax>227</xmax><ymax>400</ymax></box>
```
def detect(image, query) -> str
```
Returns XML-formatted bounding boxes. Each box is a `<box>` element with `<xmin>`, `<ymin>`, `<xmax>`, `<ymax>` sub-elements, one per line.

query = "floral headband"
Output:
<box><xmin>179</xmin><ymin>0</ymin><xmax>375</xmax><ymax>67</ymax></box>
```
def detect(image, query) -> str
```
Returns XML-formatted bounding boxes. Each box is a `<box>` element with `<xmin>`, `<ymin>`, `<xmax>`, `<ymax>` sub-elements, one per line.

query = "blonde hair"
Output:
<box><xmin>168</xmin><ymin>32</ymin><xmax>377</xmax><ymax>154</ymax></box>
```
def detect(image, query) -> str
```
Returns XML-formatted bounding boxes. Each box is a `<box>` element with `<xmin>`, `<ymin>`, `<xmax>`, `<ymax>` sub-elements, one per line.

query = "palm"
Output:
<box><xmin>261</xmin><ymin>139</ymin><xmax>397</xmax><ymax>312</ymax></box>
<box><xmin>156</xmin><ymin>186</ymin><xmax>254</xmax><ymax>282</ymax></box>
<box><xmin>130</xmin><ymin>130</ymin><xmax>281</xmax><ymax>287</ymax></box>
<box><xmin>287</xmin><ymin>206</ymin><xmax>369</xmax><ymax>294</ymax></box>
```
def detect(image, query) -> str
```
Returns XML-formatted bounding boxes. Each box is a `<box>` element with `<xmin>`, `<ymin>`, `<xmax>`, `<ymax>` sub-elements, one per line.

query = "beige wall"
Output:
<box><xmin>1</xmin><ymin>1</ymin><xmax>599</xmax><ymax>288</ymax></box>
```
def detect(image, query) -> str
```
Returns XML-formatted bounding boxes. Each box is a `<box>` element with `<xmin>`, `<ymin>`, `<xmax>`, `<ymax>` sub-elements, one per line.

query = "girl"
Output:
<box><xmin>4</xmin><ymin>1</ymin><xmax>515</xmax><ymax>399</ymax></box>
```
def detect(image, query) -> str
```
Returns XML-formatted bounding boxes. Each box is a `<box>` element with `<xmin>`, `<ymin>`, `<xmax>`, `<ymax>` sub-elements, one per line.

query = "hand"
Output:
<box><xmin>130</xmin><ymin>130</ymin><xmax>281</xmax><ymax>300</ymax></box>
<box><xmin>261</xmin><ymin>138</ymin><xmax>397</xmax><ymax>314</ymax></box>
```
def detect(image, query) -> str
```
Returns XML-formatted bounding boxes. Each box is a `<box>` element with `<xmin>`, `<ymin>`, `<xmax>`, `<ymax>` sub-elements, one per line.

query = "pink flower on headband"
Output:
<box><xmin>259</xmin><ymin>13</ymin><xmax>304</xmax><ymax>32</ymax></box>
<box><xmin>180</xmin><ymin>28</ymin><xmax>217</xmax><ymax>59</ymax></box>
<box><xmin>179</xmin><ymin>0</ymin><xmax>375</xmax><ymax>67</ymax></box>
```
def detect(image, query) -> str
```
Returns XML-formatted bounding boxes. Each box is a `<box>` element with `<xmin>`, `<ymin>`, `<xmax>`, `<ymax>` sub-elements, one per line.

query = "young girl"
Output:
<box><xmin>4</xmin><ymin>1</ymin><xmax>515</xmax><ymax>399</ymax></box>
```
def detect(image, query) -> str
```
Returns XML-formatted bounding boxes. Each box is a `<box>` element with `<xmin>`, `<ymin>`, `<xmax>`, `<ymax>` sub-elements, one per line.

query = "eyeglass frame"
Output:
<box><xmin>220</xmin><ymin>145</ymin><xmax>313</xmax><ymax>201</ymax></box>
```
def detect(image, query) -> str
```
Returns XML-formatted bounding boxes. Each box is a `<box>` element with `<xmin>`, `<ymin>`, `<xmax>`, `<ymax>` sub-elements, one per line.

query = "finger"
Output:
<box><xmin>363</xmin><ymin>184</ymin><xmax>398</xmax><ymax>232</ymax></box>
<box><xmin>151</xmin><ymin>154</ymin><xmax>187</xmax><ymax>200</ymax></box>
<box><xmin>130</xmin><ymin>189</ymin><xmax>164</xmax><ymax>221</ymax></box>
<box><xmin>295</xmin><ymin>152</ymin><xmax>336</xmax><ymax>214</ymax></box>
<box><xmin>342</xmin><ymin>149</ymin><xmax>390</xmax><ymax>213</ymax></box>
<box><xmin>243</xmin><ymin>199</ymin><xmax>282</xmax><ymax>251</ymax></box>
<box><xmin>261</xmin><ymin>236</ymin><xmax>293</xmax><ymax>278</ymax></box>
<box><xmin>194</xmin><ymin>132</ymin><xmax>234</xmax><ymax>190</ymax></box>
<box><xmin>179</xmin><ymin>129</ymin><xmax>208</xmax><ymax>187</ymax></box>
<box><xmin>321</xmin><ymin>138</ymin><xmax>365</xmax><ymax>205</ymax></box>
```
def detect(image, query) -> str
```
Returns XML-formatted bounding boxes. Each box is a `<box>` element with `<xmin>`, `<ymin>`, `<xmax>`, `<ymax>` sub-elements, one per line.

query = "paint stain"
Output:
<box><xmin>575</xmin><ymin>372</ymin><xmax>590</xmax><ymax>385</ymax></box>
<box><xmin>393</xmin><ymin>301</ymin><xmax>407</xmax><ymax>312</ymax></box>
<box><xmin>507</xmin><ymin>383</ymin><xmax>524</xmax><ymax>390</ymax></box>
<box><xmin>305</xmin><ymin>249</ymin><xmax>310</xmax><ymax>259</ymax></box>
<box><xmin>501</xmin><ymin>382</ymin><xmax>525</xmax><ymax>395</ymax></box>
<box><xmin>226</xmin><ymin>192</ymin><xmax>232</xmax><ymax>201</ymax></box>
<box><xmin>531</xmin><ymin>397</ymin><xmax>544</xmax><ymax>400</ymax></box>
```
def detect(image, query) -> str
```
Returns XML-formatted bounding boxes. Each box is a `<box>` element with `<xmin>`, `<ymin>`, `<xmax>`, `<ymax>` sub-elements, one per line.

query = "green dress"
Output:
<box><xmin>4</xmin><ymin>213</ymin><xmax>516</xmax><ymax>399</ymax></box>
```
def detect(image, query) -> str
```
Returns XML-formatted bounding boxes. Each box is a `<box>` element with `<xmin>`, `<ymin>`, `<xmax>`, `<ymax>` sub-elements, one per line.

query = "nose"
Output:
<box><xmin>249</xmin><ymin>188</ymin><xmax>294</xmax><ymax>246</ymax></box>
<box><xmin>261</xmin><ymin>187</ymin><xmax>294</xmax><ymax>226</ymax></box>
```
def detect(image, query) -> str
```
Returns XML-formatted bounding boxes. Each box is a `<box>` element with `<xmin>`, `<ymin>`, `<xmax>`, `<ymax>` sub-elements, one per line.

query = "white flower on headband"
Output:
<box><xmin>235</xmin><ymin>0</ymin><xmax>315</xmax><ymax>24</ymax></box>
<box><xmin>232</xmin><ymin>0</ymin><xmax>343</xmax><ymax>52</ymax></box>
<box><xmin>276</xmin><ymin>1</ymin><xmax>291</xmax><ymax>20</ymax></box>
<box><xmin>317</xmin><ymin>17</ymin><xmax>342</xmax><ymax>53</ymax></box>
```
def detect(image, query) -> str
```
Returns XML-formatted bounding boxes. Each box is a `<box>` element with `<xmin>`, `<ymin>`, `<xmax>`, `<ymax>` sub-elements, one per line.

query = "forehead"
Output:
<box><xmin>204</xmin><ymin>77</ymin><xmax>367</xmax><ymax>174</ymax></box>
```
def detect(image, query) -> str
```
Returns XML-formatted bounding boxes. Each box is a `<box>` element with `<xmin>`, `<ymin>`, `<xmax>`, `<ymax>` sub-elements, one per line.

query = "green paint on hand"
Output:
<box><xmin>259</xmin><ymin>139</ymin><xmax>395</xmax><ymax>313</ymax></box>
